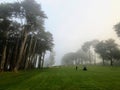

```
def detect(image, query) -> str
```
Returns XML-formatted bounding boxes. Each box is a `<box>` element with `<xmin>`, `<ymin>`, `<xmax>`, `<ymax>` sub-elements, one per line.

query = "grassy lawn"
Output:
<box><xmin>0</xmin><ymin>66</ymin><xmax>120</xmax><ymax>90</ymax></box>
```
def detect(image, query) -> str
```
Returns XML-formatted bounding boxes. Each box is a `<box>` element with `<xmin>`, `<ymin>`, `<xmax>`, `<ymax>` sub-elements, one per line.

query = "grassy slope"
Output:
<box><xmin>0</xmin><ymin>66</ymin><xmax>120</xmax><ymax>90</ymax></box>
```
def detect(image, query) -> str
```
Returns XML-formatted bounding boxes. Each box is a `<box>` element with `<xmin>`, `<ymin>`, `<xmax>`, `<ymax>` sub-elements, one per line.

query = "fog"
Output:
<box><xmin>1</xmin><ymin>0</ymin><xmax>120</xmax><ymax>65</ymax></box>
<box><xmin>40</xmin><ymin>0</ymin><xmax>120</xmax><ymax>65</ymax></box>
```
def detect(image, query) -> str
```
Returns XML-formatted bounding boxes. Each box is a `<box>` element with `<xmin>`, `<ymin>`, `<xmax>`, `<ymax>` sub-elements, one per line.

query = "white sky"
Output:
<box><xmin>1</xmin><ymin>0</ymin><xmax>120</xmax><ymax>65</ymax></box>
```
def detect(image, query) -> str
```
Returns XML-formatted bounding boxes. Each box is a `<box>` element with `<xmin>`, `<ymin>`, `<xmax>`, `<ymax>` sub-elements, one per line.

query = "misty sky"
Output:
<box><xmin>1</xmin><ymin>0</ymin><xmax>120</xmax><ymax>65</ymax></box>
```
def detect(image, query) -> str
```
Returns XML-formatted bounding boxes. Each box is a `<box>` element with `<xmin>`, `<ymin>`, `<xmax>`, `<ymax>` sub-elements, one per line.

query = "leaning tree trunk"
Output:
<box><xmin>21</xmin><ymin>44</ymin><xmax>28</xmax><ymax>69</ymax></box>
<box><xmin>10</xmin><ymin>38</ymin><xmax>19</xmax><ymax>71</ymax></box>
<box><xmin>25</xmin><ymin>37</ymin><xmax>33</xmax><ymax>70</ymax></box>
<box><xmin>14</xmin><ymin>31</ymin><xmax>28</xmax><ymax>72</ymax></box>
<box><xmin>30</xmin><ymin>39</ymin><xmax>37</xmax><ymax>68</ymax></box>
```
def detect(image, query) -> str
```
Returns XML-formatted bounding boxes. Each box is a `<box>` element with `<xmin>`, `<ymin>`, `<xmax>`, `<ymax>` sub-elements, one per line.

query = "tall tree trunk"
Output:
<box><xmin>41</xmin><ymin>52</ymin><xmax>45</xmax><ymax>68</ymax></box>
<box><xmin>25</xmin><ymin>36</ymin><xmax>33</xmax><ymax>70</ymax></box>
<box><xmin>14</xmin><ymin>31</ymin><xmax>28</xmax><ymax>72</ymax></box>
<box><xmin>38</xmin><ymin>54</ymin><xmax>42</xmax><ymax>69</ymax></box>
<box><xmin>33</xmin><ymin>54</ymin><xmax>37</xmax><ymax>68</ymax></box>
<box><xmin>10</xmin><ymin>38</ymin><xmax>19</xmax><ymax>71</ymax></box>
<box><xmin>0</xmin><ymin>45</ymin><xmax>7</xmax><ymax>71</ymax></box>
<box><xmin>4</xmin><ymin>48</ymin><xmax>11</xmax><ymax>71</ymax></box>
<box><xmin>31</xmin><ymin>39</ymin><xmax>37</xmax><ymax>63</ymax></box>
<box><xmin>21</xmin><ymin>44</ymin><xmax>28</xmax><ymax>69</ymax></box>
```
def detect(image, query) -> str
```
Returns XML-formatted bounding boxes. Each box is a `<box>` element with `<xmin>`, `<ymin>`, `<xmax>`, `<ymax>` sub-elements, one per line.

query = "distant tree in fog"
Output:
<box><xmin>82</xmin><ymin>40</ymin><xmax>99</xmax><ymax>64</ymax></box>
<box><xmin>76</xmin><ymin>49</ymin><xmax>89</xmax><ymax>64</ymax></box>
<box><xmin>61</xmin><ymin>52</ymin><xmax>76</xmax><ymax>65</ymax></box>
<box><xmin>95</xmin><ymin>39</ymin><xmax>120</xmax><ymax>66</ymax></box>
<box><xmin>61</xmin><ymin>40</ymin><xmax>99</xmax><ymax>66</ymax></box>
<box><xmin>44</xmin><ymin>51</ymin><xmax>55</xmax><ymax>67</ymax></box>
<box><xmin>48</xmin><ymin>51</ymin><xmax>55</xmax><ymax>67</ymax></box>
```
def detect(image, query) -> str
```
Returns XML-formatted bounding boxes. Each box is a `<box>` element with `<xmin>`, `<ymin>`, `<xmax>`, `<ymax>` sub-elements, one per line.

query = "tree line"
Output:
<box><xmin>0</xmin><ymin>0</ymin><xmax>54</xmax><ymax>72</ymax></box>
<box><xmin>62</xmin><ymin>22</ymin><xmax>120</xmax><ymax>66</ymax></box>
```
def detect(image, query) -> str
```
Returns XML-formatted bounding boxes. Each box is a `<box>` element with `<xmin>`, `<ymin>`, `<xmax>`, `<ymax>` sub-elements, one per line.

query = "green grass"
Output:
<box><xmin>0</xmin><ymin>66</ymin><xmax>120</xmax><ymax>90</ymax></box>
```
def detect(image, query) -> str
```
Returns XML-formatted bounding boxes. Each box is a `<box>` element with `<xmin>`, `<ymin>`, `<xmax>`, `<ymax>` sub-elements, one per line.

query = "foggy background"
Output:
<box><xmin>1</xmin><ymin>0</ymin><xmax>120</xmax><ymax>65</ymax></box>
